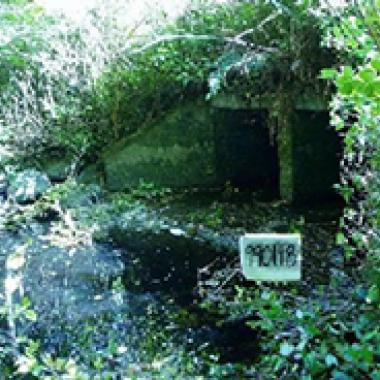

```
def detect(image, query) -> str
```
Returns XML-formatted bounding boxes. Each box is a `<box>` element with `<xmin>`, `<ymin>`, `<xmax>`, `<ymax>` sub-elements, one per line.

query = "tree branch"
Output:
<box><xmin>124</xmin><ymin>33</ymin><xmax>249</xmax><ymax>57</ymax></box>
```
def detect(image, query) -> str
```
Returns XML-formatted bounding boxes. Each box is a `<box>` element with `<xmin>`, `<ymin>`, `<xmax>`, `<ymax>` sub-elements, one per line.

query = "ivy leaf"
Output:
<box><xmin>336</xmin><ymin>232</ymin><xmax>345</xmax><ymax>245</ymax></box>
<box><xmin>336</xmin><ymin>77</ymin><xmax>353</xmax><ymax>95</ymax></box>
<box><xmin>21</xmin><ymin>296</ymin><xmax>31</xmax><ymax>308</ymax></box>
<box><xmin>304</xmin><ymin>351</ymin><xmax>324</xmax><ymax>376</ymax></box>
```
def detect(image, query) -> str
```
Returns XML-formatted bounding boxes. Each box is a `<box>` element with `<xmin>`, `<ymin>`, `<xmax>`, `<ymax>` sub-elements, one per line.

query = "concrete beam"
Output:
<box><xmin>210</xmin><ymin>93</ymin><xmax>328</xmax><ymax>112</ymax></box>
<box><xmin>278</xmin><ymin>121</ymin><xmax>294</xmax><ymax>202</ymax></box>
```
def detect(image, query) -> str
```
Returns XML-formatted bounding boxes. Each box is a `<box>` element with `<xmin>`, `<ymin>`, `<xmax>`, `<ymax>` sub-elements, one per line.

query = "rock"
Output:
<box><xmin>0</xmin><ymin>172</ymin><xmax>8</xmax><ymax>195</ymax></box>
<box><xmin>77</xmin><ymin>164</ymin><xmax>103</xmax><ymax>185</ymax></box>
<box><xmin>0</xmin><ymin>229</ymin><xmax>125</xmax><ymax>326</ymax></box>
<box><xmin>42</xmin><ymin>158</ymin><xmax>71</xmax><ymax>182</ymax></box>
<box><xmin>8</xmin><ymin>169</ymin><xmax>51</xmax><ymax>204</ymax></box>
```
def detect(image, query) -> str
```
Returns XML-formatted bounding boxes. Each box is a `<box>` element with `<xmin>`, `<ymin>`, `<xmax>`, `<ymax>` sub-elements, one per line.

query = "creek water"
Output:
<box><xmin>0</xmin><ymin>217</ymin><xmax>255</xmax><ymax>378</ymax></box>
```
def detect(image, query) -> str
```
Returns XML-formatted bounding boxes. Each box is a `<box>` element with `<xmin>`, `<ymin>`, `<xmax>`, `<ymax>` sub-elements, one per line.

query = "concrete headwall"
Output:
<box><xmin>102</xmin><ymin>101</ymin><xmax>277</xmax><ymax>191</ymax></box>
<box><xmin>99</xmin><ymin>99</ymin><xmax>340</xmax><ymax>203</ymax></box>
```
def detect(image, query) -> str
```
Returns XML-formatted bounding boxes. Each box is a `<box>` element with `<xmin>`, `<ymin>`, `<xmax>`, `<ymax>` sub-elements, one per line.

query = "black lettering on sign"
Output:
<box><xmin>274</xmin><ymin>243</ymin><xmax>285</xmax><ymax>266</ymax></box>
<box><xmin>246</xmin><ymin>244</ymin><xmax>264</xmax><ymax>267</ymax></box>
<box><xmin>262</xmin><ymin>245</ymin><xmax>272</xmax><ymax>266</ymax></box>
<box><xmin>245</xmin><ymin>242</ymin><xmax>298</xmax><ymax>268</ymax></box>
<box><xmin>286</xmin><ymin>244</ymin><xmax>297</xmax><ymax>267</ymax></box>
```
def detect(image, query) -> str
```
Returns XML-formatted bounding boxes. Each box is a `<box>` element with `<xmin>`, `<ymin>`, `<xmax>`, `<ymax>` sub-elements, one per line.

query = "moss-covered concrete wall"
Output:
<box><xmin>102</xmin><ymin>101</ymin><xmax>277</xmax><ymax>191</ymax></box>
<box><xmin>103</xmin><ymin>102</ymin><xmax>217</xmax><ymax>190</ymax></box>
<box><xmin>100</xmin><ymin>99</ymin><xmax>340</xmax><ymax>202</ymax></box>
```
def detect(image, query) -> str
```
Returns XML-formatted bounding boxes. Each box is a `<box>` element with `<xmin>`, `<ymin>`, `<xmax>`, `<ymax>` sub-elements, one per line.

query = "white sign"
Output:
<box><xmin>239</xmin><ymin>234</ymin><xmax>301</xmax><ymax>282</ymax></box>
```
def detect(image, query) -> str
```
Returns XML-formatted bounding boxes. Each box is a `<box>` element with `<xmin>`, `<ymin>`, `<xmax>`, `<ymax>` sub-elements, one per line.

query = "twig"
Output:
<box><xmin>216</xmin><ymin>267</ymin><xmax>241</xmax><ymax>293</ymax></box>
<box><xmin>235</xmin><ymin>10</ymin><xmax>282</xmax><ymax>41</ymax></box>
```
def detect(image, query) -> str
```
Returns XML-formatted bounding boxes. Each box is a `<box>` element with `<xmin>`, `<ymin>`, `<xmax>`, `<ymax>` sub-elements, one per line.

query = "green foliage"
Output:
<box><xmin>110</xmin><ymin>181</ymin><xmax>173</xmax><ymax>212</ymax></box>
<box><xmin>231</xmin><ymin>286</ymin><xmax>380</xmax><ymax>379</ymax></box>
<box><xmin>187</xmin><ymin>201</ymin><xmax>224</xmax><ymax>228</ymax></box>
<box><xmin>225</xmin><ymin>2</ymin><xmax>380</xmax><ymax>378</ymax></box>
<box><xmin>0</xmin><ymin>1</ymin><xmax>91</xmax><ymax>157</ymax></box>
<box><xmin>87</xmin><ymin>1</ymin><xmax>227</xmax><ymax>147</ymax></box>
<box><xmin>224</xmin><ymin>3</ymin><xmax>380</xmax><ymax>378</ymax></box>
<box><xmin>86</xmin><ymin>0</ymin><xmax>335</xmax><ymax>155</ymax></box>
<box><xmin>206</xmin><ymin>1</ymin><xmax>333</xmax><ymax>99</ymax></box>
<box><xmin>0</xmin><ymin>296</ymin><xmax>87</xmax><ymax>378</ymax></box>
<box><xmin>0</xmin><ymin>3</ymin><xmax>49</xmax><ymax>88</ymax></box>
<box><xmin>0</xmin><ymin>0</ymin><xmax>336</xmax><ymax>165</ymax></box>
<box><xmin>323</xmin><ymin>1</ymin><xmax>380</xmax><ymax>306</ymax></box>
<box><xmin>3</xmin><ymin>2</ymin><xmax>380</xmax><ymax>378</ymax></box>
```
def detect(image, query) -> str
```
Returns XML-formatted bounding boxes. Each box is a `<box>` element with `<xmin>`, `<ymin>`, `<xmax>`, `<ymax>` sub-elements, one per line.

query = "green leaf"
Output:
<box><xmin>320</xmin><ymin>68</ymin><xmax>337</xmax><ymax>79</ymax></box>
<box><xmin>336</xmin><ymin>232</ymin><xmax>345</xmax><ymax>245</ymax></box>
<box><xmin>358</xmin><ymin>68</ymin><xmax>376</xmax><ymax>83</ymax></box>
<box><xmin>21</xmin><ymin>297</ymin><xmax>31</xmax><ymax>308</ymax></box>
<box><xmin>370</xmin><ymin>370</ymin><xmax>380</xmax><ymax>380</ymax></box>
<box><xmin>366</xmin><ymin>285</ymin><xmax>380</xmax><ymax>304</ymax></box>
<box><xmin>24</xmin><ymin>309</ymin><xmax>37</xmax><ymax>322</ymax></box>
<box><xmin>304</xmin><ymin>352</ymin><xmax>324</xmax><ymax>376</ymax></box>
<box><xmin>370</xmin><ymin>54</ymin><xmax>380</xmax><ymax>71</ymax></box>
<box><xmin>336</xmin><ymin>75</ymin><xmax>354</xmax><ymax>95</ymax></box>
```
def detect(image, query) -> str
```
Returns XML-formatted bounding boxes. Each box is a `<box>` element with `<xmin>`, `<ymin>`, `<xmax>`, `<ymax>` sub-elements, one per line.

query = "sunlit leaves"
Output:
<box><xmin>371</xmin><ymin>53</ymin><xmax>380</xmax><ymax>71</ymax></box>
<box><xmin>320</xmin><ymin>68</ymin><xmax>337</xmax><ymax>79</ymax></box>
<box><xmin>336</xmin><ymin>66</ymin><xmax>355</xmax><ymax>95</ymax></box>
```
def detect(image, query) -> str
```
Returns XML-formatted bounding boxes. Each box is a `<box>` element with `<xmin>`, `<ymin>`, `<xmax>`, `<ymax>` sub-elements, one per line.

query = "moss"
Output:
<box><xmin>102</xmin><ymin>101</ymin><xmax>218</xmax><ymax>190</ymax></box>
<box><xmin>278</xmin><ymin>121</ymin><xmax>294</xmax><ymax>202</ymax></box>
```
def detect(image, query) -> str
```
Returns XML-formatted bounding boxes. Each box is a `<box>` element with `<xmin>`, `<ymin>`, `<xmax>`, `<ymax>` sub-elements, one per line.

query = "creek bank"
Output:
<box><xmin>96</xmin><ymin>190</ymin><xmax>345</xmax><ymax>289</ymax></box>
